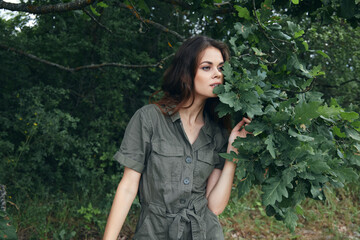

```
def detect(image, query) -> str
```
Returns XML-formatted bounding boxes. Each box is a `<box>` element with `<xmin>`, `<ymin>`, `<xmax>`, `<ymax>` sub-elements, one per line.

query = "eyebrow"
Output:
<box><xmin>199</xmin><ymin>61</ymin><xmax>224</xmax><ymax>65</ymax></box>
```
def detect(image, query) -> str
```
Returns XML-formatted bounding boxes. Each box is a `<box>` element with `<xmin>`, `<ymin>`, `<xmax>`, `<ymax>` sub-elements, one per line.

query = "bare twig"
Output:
<box><xmin>0</xmin><ymin>0</ymin><xmax>97</xmax><ymax>14</ymax></box>
<box><xmin>83</xmin><ymin>9</ymin><xmax>113</xmax><ymax>34</ymax></box>
<box><xmin>252</xmin><ymin>0</ymin><xmax>282</xmax><ymax>52</ymax></box>
<box><xmin>117</xmin><ymin>2</ymin><xmax>185</xmax><ymax>41</ymax></box>
<box><xmin>0</xmin><ymin>43</ymin><xmax>174</xmax><ymax>72</ymax></box>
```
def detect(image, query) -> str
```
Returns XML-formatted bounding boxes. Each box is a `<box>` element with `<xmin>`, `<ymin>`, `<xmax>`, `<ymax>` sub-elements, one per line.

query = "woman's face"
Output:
<box><xmin>193</xmin><ymin>47</ymin><xmax>224</xmax><ymax>101</ymax></box>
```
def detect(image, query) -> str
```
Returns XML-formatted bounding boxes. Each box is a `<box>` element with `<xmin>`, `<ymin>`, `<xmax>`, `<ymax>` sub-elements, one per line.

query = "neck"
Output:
<box><xmin>179</xmin><ymin>97</ymin><xmax>206</xmax><ymax>125</ymax></box>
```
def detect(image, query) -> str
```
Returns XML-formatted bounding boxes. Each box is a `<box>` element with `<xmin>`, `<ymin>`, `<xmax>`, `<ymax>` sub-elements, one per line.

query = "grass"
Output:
<box><xmin>220</xmin><ymin>184</ymin><xmax>360</xmax><ymax>240</ymax></box>
<box><xmin>5</xmin><ymin>183</ymin><xmax>360</xmax><ymax>239</ymax></box>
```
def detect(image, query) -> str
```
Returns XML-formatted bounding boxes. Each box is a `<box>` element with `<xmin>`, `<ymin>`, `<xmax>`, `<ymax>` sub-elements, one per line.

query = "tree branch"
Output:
<box><xmin>117</xmin><ymin>2</ymin><xmax>185</xmax><ymax>41</ymax></box>
<box><xmin>0</xmin><ymin>0</ymin><xmax>96</xmax><ymax>14</ymax></box>
<box><xmin>83</xmin><ymin>9</ymin><xmax>113</xmax><ymax>34</ymax></box>
<box><xmin>319</xmin><ymin>79</ymin><xmax>360</xmax><ymax>88</ymax></box>
<box><xmin>252</xmin><ymin>0</ymin><xmax>282</xmax><ymax>53</ymax></box>
<box><xmin>161</xmin><ymin>0</ymin><xmax>192</xmax><ymax>9</ymax></box>
<box><xmin>0</xmin><ymin>43</ymin><xmax>174</xmax><ymax>72</ymax></box>
<box><xmin>161</xmin><ymin>0</ymin><xmax>235</xmax><ymax>14</ymax></box>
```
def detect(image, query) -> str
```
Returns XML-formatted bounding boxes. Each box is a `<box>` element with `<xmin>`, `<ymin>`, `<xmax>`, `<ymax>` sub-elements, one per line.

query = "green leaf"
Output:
<box><xmin>316</xmin><ymin>50</ymin><xmax>330</xmax><ymax>59</ymax></box>
<box><xmin>219</xmin><ymin>151</ymin><xmax>238</xmax><ymax>161</ymax></box>
<box><xmin>332</xmin><ymin>126</ymin><xmax>346</xmax><ymax>138</ymax></box>
<box><xmin>334</xmin><ymin>167</ymin><xmax>359</xmax><ymax>182</ymax></box>
<box><xmin>265</xmin><ymin>135</ymin><xmax>276</xmax><ymax>158</ymax></box>
<box><xmin>354</xmin><ymin>143</ymin><xmax>360</xmax><ymax>152</ymax></box>
<box><xmin>215</xmin><ymin>102</ymin><xmax>232</xmax><ymax>118</ymax></box>
<box><xmin>252</xmin><ymin>47</ymin><xmax>266</xmax><ymax>56</ymax></box>
<box><xmin>288</xmin><ymin>128</ymin><xmax>314</xmax><ymax>142</ymax></box>
<box><xmin>345</xmin><ymin>127</ymin><xmax>360</xmax><ymax>141</ymax></box>
<box><xmin>262</xmin><ymin>177</ymin><xmax>292</xmax><ymax>205</ymax></box>
<box><xmin>294</xmin><ymin>30</ymin><xmax>304</xmax><ymax>38</ymax></box>
<box><xmin>291</xmin><ymin>0</ymin><xmax>299</xmax><ymax>4</ymax></box>
<box><xmin>302</xmin><ymin>41</ymin><xmax>309</xmax><ymax>51</ymax></box>
<box><xmin>245</xmin><ymin>121</ymin><xmax>266</xmax><ymax>136</ymax></box>
<box><xmin>218</xmin><ymin>92</ymin><xmax>237</xmax><ymax>107</ymax></box>
<box><xmin>352</xmin><ymin>121</ymin><xmax>360</xmax><ymax>131</ymax></box>
<box><xmin>222</xmin><ymin>62</ymin><xmax>233</xmax><ymax>80</ymax></box>
<box><xmin>295</xmin><ymin>205</ymin><xmax>304</xmax><ymax>215</ymax></box>
<box><xmin>97</xmin><ymin>2</ymin><xmax>108</xmax><ymax>8</ymax></box>
<box><xmin>293</xmin><ymin>101</ymin><xmax>321</xmax><ymax>125</ymax></box>
<box><xmin>310</xmin><ymin>183</ymin><xmax>323</xmax><ymax>199</ymax></box>
<box><xmin>287</xmin><ymin>54</ymin><xmax>302</xmax><ymax>71</ymax></box>
<box><xmin>243</xmin><ymin>102</ymin><xmax>263</xmax><ymax>118</ymax></box>
<box><xmin>213</xmin><ymin>84</ymin><xmax>225</xmax><ymax>95</ymax></box>
<box><xmin>317</xmin><ymin>104</ymin><xmax>343</xmax><ymax>118</ymax></box>
<box><xmin>90</xmin><ymin>5</ymin><xmax>101</xmax><ymax>16</ymax></box>
<box><xmin>235</xmin><ymin>22</ymin><xmax>258</xmax><ymax>39</ymax></box>
<box><xmin>255</xmin><ymin>85</ymin><xmax>264</xmax><ymax>95</ymax></box>
<box><xmin>292</xmin><ymin>181</ymin><xmax>307</xmax><ymax>205</ymax></box>
<box><xmin>237</xmin><ymin>174</ymin><xmax>254</xmax><ymax>198</ymax></box>
<box><xmin>284</xmin><ymin>209</ymin><xmax>298</xmax><ymax>232</ymax></box>
<box><xmin>309</xmin><ymin>64</ymin><xmax>325</xmax><ymax>77</ymax></box>
<box><xmin>234</xmin><ymin>5</ymin><xmax>251</xmax><ymax>20</ymax></box>
<box><xmin>307</xmin><ymin>158</ymin><xmax>330</xmax><ymax>174</ymax></box>
<box><xmin>340</xmin><ymin>112</ymin><xmax>359</xmax><ymax>121</ymax></box>
<box><xmin>138</xmin><ymin>0</ymin><xmax>150</xmax><ymax>13</ymax></box>
<box><xmin>282</xmin><ymin>168</ymin><xmax>296</xmax><ymax>185</ymax></box>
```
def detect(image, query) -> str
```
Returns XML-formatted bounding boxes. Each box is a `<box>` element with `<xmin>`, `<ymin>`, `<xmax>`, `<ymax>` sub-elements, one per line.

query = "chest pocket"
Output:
<box><xmin>151</xmin><ymin>142</ymin><xmax>184</xmax><ymax>182</ymax></box>
<box><xmin>194</xmin><ymin>149</ymin><xmax>217</xmax><ymax>182</ymax></box>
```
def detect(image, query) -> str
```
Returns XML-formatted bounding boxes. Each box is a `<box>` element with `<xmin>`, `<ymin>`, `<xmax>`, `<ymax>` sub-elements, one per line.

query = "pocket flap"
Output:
<box><xmin>152</xmin><ymin>142</ymin><xmax>183</xmax><ymax>157</ymax></box>
<box><xmin>197</xmin><ymin>149</ymin><xmax>216</xmax><ymax>165</ymax></box>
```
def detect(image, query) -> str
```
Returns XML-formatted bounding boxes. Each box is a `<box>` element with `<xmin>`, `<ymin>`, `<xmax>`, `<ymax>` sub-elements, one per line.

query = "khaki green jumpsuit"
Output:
<box><xmin>114</xmin><ymin>104</ymin><xmax>228</xmax><ymax>240</ymax></box>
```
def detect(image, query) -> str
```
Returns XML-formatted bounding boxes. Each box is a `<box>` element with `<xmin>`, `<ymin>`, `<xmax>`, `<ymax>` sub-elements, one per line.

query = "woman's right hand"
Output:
<box><xmin>227</xmin><ymin>117</ymin><xmax>252</xmax><ymax>154</ymax></box>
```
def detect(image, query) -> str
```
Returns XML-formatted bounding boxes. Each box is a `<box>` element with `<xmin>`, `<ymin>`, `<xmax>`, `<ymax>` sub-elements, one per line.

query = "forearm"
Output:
<box><xmin>207</xmin><ymin>159</ymin><xmax>236</xmax><ymax>215</ymax></box>
<box><xmin>103</xmin><ymin>177</ymin><xmax>139</xmax><ymax>239</ymax></box>
<box><xmin>207</xmin><ymin>117</ymin><xmax>251</xmax><ymax>215</ymax></box>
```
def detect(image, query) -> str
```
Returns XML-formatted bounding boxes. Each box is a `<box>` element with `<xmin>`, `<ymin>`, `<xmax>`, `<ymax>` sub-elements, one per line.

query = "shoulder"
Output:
<box><xmin>137</xmin><ymin>104</ymin><xmax>163</xmax><ymax>117</ymax></box>
<box><xmin>131</xmin><ymin>104</ymin><xmax>165</xmax><ymax>129</ymax></box>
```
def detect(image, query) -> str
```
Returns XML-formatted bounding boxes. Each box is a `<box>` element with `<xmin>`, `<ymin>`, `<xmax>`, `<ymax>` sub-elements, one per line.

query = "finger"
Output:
<box><xmin>232</xmin><ymin>119</ymin><xmax>245</xmax><ymax>132</ymax></box>
<box><xmin>243</xmin><ymin>117</ymin><xmax>252</xmax><ymax>124</ymax></box>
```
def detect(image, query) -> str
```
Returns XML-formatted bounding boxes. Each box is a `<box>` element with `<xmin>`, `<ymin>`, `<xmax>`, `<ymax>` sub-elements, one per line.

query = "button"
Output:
<box><xmin>185</xmin><ymin>157</ymin><xmax>192</xmax><ymax>164</ymax></box>
<box><xmin>183</xmin><ymin>177</ymin><xmax>190</xmax><ymax>185</ymax></box>
<box><xmin>180</xmin><ymin>199</ymin><xmax>186</xmax><ymax>204</ymax></box>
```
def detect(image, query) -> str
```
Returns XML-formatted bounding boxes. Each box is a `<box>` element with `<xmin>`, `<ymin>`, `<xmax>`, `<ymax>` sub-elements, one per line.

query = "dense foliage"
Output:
<box><xmin>1</xmin><ymin>0</ymin><xmax>359</xmax><ymax>238</ymax></box>
<box><xmin>214</xmin><ymin>2</ymin><xmax>360</xmax><ymax>230</ymax></box>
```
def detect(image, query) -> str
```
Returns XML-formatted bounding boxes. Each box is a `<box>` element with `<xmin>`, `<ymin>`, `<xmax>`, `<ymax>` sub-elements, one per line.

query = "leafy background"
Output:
<box><xmin>0</xmin><ymin>0</ymin><xmax>359</xmax><ymax>239</ymax></box>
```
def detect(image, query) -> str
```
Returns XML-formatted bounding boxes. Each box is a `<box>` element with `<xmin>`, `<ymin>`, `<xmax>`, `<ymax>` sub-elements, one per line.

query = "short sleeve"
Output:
<box><xmin>113</xmin><ymin>108</ymin><xmax>152</xmax><ymax>173</ymax></box>
<box><xmin>214</xmin><ymin>128</ymin><xmax>229</xmax><ymax>170</ymax></box>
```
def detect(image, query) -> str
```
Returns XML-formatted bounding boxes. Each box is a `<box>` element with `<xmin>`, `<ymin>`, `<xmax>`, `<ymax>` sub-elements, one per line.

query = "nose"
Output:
<box><xmin>213</xmin><ymin>68</ymin><xmax>222</xmax><ymax>78</ymax></box>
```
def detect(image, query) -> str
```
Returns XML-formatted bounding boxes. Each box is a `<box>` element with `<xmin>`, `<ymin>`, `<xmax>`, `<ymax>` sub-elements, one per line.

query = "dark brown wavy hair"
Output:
<box><xmin>152</xmin><ymin>35</ymin><xmax>231</xmax><ymax>130</ymax></box>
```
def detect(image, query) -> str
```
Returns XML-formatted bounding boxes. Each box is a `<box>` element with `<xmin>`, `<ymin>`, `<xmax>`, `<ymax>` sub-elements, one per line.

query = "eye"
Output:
<box><xmin>201</xmin><ymin>66</ymin><xmax>211</xmax><ymax>71</ymax></box>
<box><xmin>218</xmin><ymin>66</ymin><xmax>224</xmax><ymax>72</ymax></box>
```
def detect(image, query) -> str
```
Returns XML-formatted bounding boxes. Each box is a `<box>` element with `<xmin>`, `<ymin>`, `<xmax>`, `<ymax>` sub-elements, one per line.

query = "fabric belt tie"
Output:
<box><xmin>167</xmin><ymin>208</ymin><xmax>206</xmax><ymax>240</ymax></box>
<box><xmin>144</xmin><ymin>198</ymin><xmax>208</xmax><ymax>240</ymax></box>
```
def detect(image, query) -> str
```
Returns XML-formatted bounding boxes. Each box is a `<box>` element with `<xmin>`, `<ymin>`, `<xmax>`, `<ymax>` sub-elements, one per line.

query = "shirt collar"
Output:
<box><xmin>168</xmin><ymin>109</ymin><xmax>181</xmax><ymax>122</ymax></box>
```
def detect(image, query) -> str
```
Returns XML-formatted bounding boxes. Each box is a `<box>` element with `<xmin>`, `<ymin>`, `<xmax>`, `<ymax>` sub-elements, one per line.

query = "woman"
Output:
<box><xmin>103</xmin><ymin>36</ymin><xmax>251</xmax><ymax>240</ymax></box>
